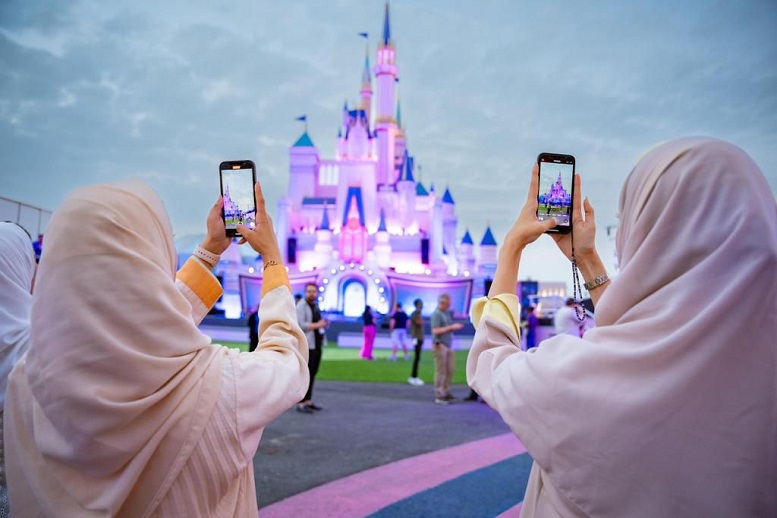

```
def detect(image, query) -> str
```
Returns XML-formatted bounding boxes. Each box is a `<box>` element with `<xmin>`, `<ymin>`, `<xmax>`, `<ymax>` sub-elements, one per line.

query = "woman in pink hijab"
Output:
<box><xmin>4</xmin><ymin>180</ymin><xmax>309</xmax><ymax>517</ymax></box>
<box><xmin>468</xmin><ymin>137</ymin><xmax>776</xmax><ymax>516</ymax></box>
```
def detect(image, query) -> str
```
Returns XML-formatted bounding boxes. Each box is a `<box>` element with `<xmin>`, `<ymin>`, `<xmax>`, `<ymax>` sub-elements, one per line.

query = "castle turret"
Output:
<box><xmin>374</xmin><ymin>208</ymin><xmax>392</xmax><ymax>268</ymax></box>
<box><xmin>360</xmin><ymin>40</ymin><xmax>373</xmax><ymax>122</ymax></box>
<box><xmin>393</xmin><ymin>91</ymin><xmax>405</xmax><ymax>177</ymax></box>
<box><xmin>373</xmin><ymin>2</ymin><xmax>399</xmax><ymax>187</ymax></box>
<box><xmin>288</xmin><ymin>132</ymin><xmax>319</xmax><ymax>208</ymax></box>
<box><xmin>442</xmin><ymin>187</ymin><xmax>458</xmax><ymax>262</ymax></box>
<box><xmin>314</xmin><ymin>205</ymin><xmax>334</xmax><ymax>268</ymax></box>
<box><xmin>478</xmin><ymin>226</ymin><xmax>498</xmax><ymax>277</ymax></box>
<box><xmin>396</xmin><ymin>150</ymin><xmax>416</xmax><ymax>232</ymax></box>
<box><xmin>458</xmin><ymin>229</ymin><xmax>476</xmax><ymax>275</ymax></box>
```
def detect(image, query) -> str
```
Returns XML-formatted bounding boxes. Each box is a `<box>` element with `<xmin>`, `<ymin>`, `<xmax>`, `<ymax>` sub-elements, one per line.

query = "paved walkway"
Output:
<box><xmin>253</xmin><ymin>380</ymin><xmax>532</xmax><ymax>516</ymax></box>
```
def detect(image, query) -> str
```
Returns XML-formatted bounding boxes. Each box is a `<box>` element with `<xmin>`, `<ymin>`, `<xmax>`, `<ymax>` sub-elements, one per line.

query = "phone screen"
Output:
<box><xmin>537</xmin><ymin>154</ymin><xmax>575</xmax><ymax>231</ymax></box>
<box><xmin>220</xmin><ymin>161</ymin><xmax>257</xmax><ymax>236</ymax></box>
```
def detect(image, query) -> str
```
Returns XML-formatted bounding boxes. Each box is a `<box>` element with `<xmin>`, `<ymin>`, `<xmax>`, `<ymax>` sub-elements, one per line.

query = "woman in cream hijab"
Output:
<box><xmin>0</xmin><ymin>222</ymin><xmax>36</xmax><ymax>517</ymax></box>
<box><xmin>4</xmin><ymin>180</ymin><xmax>309</xmax><ymax>517</ymax></box>
<box><xmin>468</xmin><ymin>137</ymin><xmax>776</xmax><ymax>516</ymax></box>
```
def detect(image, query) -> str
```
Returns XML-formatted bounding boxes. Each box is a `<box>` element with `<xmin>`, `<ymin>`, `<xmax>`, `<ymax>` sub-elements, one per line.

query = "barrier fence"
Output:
<box><xmin>0</xmin><ymin>195</ymin><xmax>52</xmax><ymax>237</ymax></box>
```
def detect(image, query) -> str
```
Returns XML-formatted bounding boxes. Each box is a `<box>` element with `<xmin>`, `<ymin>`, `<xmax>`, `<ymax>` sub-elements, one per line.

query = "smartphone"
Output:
<box><xmin>219</xmin><ymin>160</ymin><xmax>257</xmax><ymax>237</ymax></box>
<box><xmin>536</xmin><ymin>153</ymin><xmax>575</xmax><ymax>234</ymax></box>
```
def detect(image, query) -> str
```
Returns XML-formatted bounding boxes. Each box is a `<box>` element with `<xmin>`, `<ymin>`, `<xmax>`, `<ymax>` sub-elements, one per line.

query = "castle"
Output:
<box><xmin>241</xmin><ymin>4</ymin><xmax>503</xmax><ymax>318</ymax></box>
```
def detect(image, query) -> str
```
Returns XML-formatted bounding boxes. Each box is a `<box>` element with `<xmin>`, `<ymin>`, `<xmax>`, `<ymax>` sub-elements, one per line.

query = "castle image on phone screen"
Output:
<box><xmin>537</xmin><ymin>162</ymin><xmax>573</xmax><ymax>226</ymax></box>
<box><xmin>222</xmin><ymin>169</ymin><xmax>256</xmax><ymax>230</ymax></box>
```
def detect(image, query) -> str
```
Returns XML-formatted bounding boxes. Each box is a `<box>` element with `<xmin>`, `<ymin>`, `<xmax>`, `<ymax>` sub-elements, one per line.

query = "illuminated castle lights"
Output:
<box><xmin>265</xmin><ymin>3</ymin><xmax>501</xmax><ymax>317</ymax></box>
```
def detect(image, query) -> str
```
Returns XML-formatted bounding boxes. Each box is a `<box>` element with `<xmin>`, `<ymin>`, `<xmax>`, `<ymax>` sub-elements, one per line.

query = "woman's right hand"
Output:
<box><xmin>236</xmin><ymin>182</ymin><xmax>283</xmax><ymax>264</ymax></box>
<box><xmin>551</xmin><ymin>174</ymin><xmax>598</xmax><ymax>262</ymax></box>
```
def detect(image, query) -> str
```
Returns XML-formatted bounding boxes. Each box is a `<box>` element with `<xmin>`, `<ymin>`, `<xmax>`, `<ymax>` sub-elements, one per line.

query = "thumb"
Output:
<box><xmin>543</xmin><ymin>217</ymin><xmax>558</xmax><ymax>232</ymax></box>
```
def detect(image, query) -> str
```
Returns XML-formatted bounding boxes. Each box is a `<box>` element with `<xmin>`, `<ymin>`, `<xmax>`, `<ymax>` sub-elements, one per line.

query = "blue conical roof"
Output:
<box><xmin>480</xmin><ymin>227</ymin><xmax>497</xmax><ymax>246</ymax></box>
<box><xmin>382</xmin><ymin>3</ymin><xmax>391</xmax><ymax>45</ymax></box>
<box><xmin>293</xmin><ymin>132</ymin><xmax>315</xmax><ymax>147</ymax></box>
<box><xmin>461</xmin><ymin>230</ymin><xmax>473</xmax><ymax>245</ymax></box>
<box><xmin>415</xmin><ymin>182</ymin><xmax>428</xmax><ymax>196</ymax></box>
<box><xmin>362</xmin><ymin>53</ymin><xmax>371</xmax><ymax>85</ymax></box>
<box><xmin>398</xmin><ymin>150</ymin><xmax>414</xmax><ymax>182</ymax></box>
<box><xmin>442</xmin><ymin>187</ymin><xmax>455</xmax><ymax>204</ymax></box>
<box><xmin>320</xmin><ymin>205</ymin><xmax>330</xmax><ymax>230</ymax></box>
<box><xmin>377</xmin><ymin>208</ymin><xmax>387</xmax><ymax>232</ymax></box>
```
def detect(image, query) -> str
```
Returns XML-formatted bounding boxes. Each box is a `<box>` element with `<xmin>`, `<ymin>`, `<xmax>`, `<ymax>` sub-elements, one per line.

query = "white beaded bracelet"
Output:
<box><xmin>193</xmin><ymin>245</ymin><xmax>220</xmax><ymax>268</ymax></box>
<box><xmin>583</xmin><ymin>273</ymin><xmax>610</xmax><ymax>291</ymax></box>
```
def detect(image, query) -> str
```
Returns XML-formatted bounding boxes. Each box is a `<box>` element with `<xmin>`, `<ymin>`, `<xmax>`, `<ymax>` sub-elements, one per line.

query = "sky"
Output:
<box><xmin>1</xmin><ymin>0</ymin><xmax>776</xmax><ymax>284</ymax></box>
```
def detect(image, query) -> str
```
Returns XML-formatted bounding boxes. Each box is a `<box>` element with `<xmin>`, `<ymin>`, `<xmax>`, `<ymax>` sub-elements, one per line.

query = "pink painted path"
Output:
<box><xmin>261</xmin><ymin>432</ymin><xmax>526</xmax><ymax>518</ymax></box>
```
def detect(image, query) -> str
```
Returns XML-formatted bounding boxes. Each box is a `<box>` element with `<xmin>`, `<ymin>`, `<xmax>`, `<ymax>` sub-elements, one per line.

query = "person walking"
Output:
<box><xmin>389</xmin><ymin>302</ymin><xmax>410</xmax><ymax>361</ymax></box>
<box><xmin>407</xmin><ymin>299</ymin><xmax>425</xmax><ymax>386</ymax></box>
<box><xmin>430</xmin><ymin>294</ymin><xmax>463</xmax><ymax>404</ymax></box>
<box><xmin>467</xmin><ymin>138</ymin><xmax>777</xmax><ymax>517</ymax></box>
<box><xmin>554</xmin><ymin>298</ymin><xmax>584</xmax><ymax>337</ymax></box>
<box><xmin>247</xmin><ymin>305</ymin><xmax>259</xmax><ymax>352</ymax></box>
<box><xmin>360</xmin><ymin>305</ymin><xmax>376</xmax><ymax>360</ymax></box>
<box><xmin>525</xmin><ymin>305</ymin><xmax>539</xmax><ymax>349</ymax></box>
<box><xmin>296</xmin><ymin>282</ymin><xmax>328</xmax><ymax>413</ymax></box>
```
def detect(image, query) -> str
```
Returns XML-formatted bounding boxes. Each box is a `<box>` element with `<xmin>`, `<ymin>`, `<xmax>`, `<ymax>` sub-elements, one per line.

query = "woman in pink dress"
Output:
<box><xmin>361</xmin><ymin>305</ymin><xmax>376</xmax><ymax>360</ymax></box>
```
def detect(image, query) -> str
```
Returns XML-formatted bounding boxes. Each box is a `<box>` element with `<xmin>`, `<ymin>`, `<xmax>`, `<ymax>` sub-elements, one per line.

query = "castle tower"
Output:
<box><xmin>393</xmin><ymin>91</ymin><xmax>405</xmax><ymax>177</ymax></box>
<box><xmin>373</xmin><ymin>2</ymin><xmax>399</xmax><ymax>187</ymax></box>
<box><xmin>458</xmin><ymin>229</ymin><xmax>476</xmax><ymax>275</ymax></box>
<box><xmin>396</xmin><ymin>150</ymin><xmax>416</xmax><ymax>232</ymax></box>
<box><xmin>314</xmin><ymin>205</ymin><xmax>334</xmax><ymax>268</ymax></box>
<box><xmin>360</xmin><ymin>41</ymin><xmax>372</xmax><ymax>122</ymax></box>
<box><xmin>288</xmin><ymin>131</ymin><xmax>319</xmax><ymax>208</ymax></box>
<box><xmin>442</xmin><ymin>187</ymin><xmax>458</xmax><ymax>261</ymax></box>
<box><xmin>478</xmin><ymin>226</ymin><xmax>498</xmax><ymax>277</ymax></box>
<box><xmin>374</xmin><ymin>208</ymin><xmax>392</xmax><ymax>269</ymax></box>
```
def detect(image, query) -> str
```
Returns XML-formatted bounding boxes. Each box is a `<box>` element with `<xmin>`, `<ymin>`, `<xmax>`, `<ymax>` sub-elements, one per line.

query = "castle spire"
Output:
<box><xmin>320</xmin><ymin>204</ymin><xmax>330</xmax><ymax>231</ymax></box>
<box><xmin>382</xmin><ymin>2</ymin><xmax>391</xmax><ymax>46</ymax></box>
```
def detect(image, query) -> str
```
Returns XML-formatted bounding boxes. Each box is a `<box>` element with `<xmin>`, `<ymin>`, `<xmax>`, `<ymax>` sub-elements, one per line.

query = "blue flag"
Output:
<box><xmin>295</xmin><ymin>115</ymin><xmax>307</xmax><ymax>122</ymax></box>
<box><xmin>358</xmin><ymin>32</ymin><xmax>368</xmax><ymax>39</ymax></box>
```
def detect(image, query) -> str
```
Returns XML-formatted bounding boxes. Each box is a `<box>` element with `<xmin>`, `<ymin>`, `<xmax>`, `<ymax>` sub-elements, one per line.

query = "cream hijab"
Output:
<box><xmin>490</xmin><ymin>138</ymin><xmax>777</xmax><ymax>515</ymax></box>
<box><xmin>0</xmin><ymin>222</ymin><xmax>35</xmax><ymax>409</ymax></box>
<box><xmin>4</xmin><ymin>181</ymin><xmax>223</xmax><ymax>517</ymax></box>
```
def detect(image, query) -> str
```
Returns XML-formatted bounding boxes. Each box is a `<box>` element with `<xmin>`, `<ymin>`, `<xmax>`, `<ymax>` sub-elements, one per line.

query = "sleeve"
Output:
<box><xmin>231</xmin><ymin>283</ymin><xmax>310</xmax><ymax>461</ymax></box>
<box><xmin>466</xmin><ymin>294</ymin><xmax>526</xmax><ymax>408</ymax></box>
<box><xmin>175</xmin><ymin>257</ymin><xmax>223</xmax><ymax>324</ymax></box>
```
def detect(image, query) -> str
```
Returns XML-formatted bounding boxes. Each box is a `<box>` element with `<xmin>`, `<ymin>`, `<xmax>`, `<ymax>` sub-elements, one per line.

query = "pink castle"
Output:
<box><xmin>248</xmin><ymin>4</ymin><xmax>500</xmax><ymax>317</ymax></box>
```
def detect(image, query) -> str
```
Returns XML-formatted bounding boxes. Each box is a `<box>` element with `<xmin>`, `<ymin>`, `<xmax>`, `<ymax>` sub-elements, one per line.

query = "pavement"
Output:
<box><xmin>252</xmin><ymin>380</ymin><xmax>533</xmax><ymax>517</ymax></box>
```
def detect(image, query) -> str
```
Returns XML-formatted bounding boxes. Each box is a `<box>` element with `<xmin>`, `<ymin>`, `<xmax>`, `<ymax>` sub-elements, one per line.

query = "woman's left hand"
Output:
<box><xmin>502</xmin><ymin>164</ymin><xmax>558</xmax><ymax>257</ymax></box>
<box><xmin>200</xmin><ymin>196</ymin><xmax>233</xmax><ymax>255</ymax></box>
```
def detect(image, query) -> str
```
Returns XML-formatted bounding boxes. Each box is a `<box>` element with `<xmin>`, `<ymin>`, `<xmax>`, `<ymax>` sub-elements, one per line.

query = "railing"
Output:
<box><xmin>0</xmin><ymin>195</ymin><xmax>52</xmax><ymax>237</ymax></box>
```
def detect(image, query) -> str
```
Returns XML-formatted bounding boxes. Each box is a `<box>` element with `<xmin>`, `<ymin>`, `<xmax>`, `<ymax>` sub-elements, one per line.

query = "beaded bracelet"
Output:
<box><xmin>193</xmin><ymin>245</ymin><xmax>220</xmax><ymax>269</ymax></box>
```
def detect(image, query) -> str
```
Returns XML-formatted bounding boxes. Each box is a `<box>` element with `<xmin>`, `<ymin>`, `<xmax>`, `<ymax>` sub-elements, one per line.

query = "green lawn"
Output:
<box><xmin>217</xmin><ymin>341</ymin><xmax>469</xmax><ymax>384</ymax></box>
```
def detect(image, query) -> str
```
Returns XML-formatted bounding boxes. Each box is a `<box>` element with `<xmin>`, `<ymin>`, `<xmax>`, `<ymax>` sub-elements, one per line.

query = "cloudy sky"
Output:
<box><xmin>1</xmin><ymin>0</ymin><xmax>775</xmax><ymax>284</ymax></box>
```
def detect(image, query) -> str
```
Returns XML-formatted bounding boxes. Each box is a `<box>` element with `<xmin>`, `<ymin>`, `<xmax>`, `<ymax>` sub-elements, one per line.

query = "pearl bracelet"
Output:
<box><xmin>193</xmin><ymin>245</ymin><xmax>220</xmax><ymax>268</ymax></box>
<box><xmin>583</xmin><ymin>273</ymin><xmax>610</xmax><ymax>291</ymax></box>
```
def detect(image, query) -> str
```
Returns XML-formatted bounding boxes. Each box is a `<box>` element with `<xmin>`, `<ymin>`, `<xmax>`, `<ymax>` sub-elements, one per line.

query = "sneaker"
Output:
<box><xmin>407</xmin><ymin>377</ymin><xmax>416</xmax><ymax>386</ymax></box>
<box><xmin>308</xmin><ymin>403</ymin><xmax>323</xmax><ymax>411</ymax></box>
<box><xmin>443</xmin><ymin>394</ymin><xmax>456</xmax><ymax>402</ymax></box>
<box><xmin>434</xmin><ymin>398</ymin><xmax>450</xmax><ymax>405</ymax></box>
<box><xmin>413</xmin><ymin>377</ymin><xmax>425</xmax><ymax>386</ymax></box>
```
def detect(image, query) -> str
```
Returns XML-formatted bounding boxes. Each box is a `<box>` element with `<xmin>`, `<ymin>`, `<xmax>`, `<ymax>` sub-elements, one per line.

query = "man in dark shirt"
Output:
<box><xmin>407</xmin><ymin>299</ymin><xmax>425</xmax><ymax>386</ymax></box>
<box><xmin>389</xmin><ymin>302</ymin><xmax>409</xmax><ymax>361</ymax></box>
<box><xmin>295</xmin><ymin>283</ymin><xmax>328</xmax><ymax>413</ymax></box>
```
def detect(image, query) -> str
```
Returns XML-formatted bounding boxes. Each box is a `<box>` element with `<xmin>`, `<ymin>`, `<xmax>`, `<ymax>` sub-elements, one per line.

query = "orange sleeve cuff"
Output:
<box><xmin>177</xmin><ymin>257</ymin><xmax>223</xmax><ymax>309</ymax></box>
<box><xmin>262</xmin><ymin>265</ymin><xmax>291</xmax><ymax>296</ymax></box>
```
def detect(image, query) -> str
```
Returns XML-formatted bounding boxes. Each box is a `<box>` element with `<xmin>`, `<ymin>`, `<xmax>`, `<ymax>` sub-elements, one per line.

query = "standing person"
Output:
<box><xmin>468</xmin><ymin>138</ymin><xmax>777</xmax><ymax>516</ymax></box>
<box><xmin>296</xmin><ymin>282</ymin><xmax>328</xmax><ymax>413</ymax></box>
<box><xmin>360</xmin><ymin>305</ymin><xmax>376</xmax><ymax>360</ymax></box>
<box><xmin>389</xmin><ymin>302</ymin><xmax>410</xmax><ymax>361</ymax></box>
<box><xmin>525</xmin><ymin>306</ymin><xmax>539</xmax><ymax>349</ymax></box>
<box><xmin>407</xmin><ymin>299</ymin><xmax>425</xmax><ymax>386</ymax></box>
<box><xmin>430</xmin><ymin>294</ymin><xmax>463</xmax><ymax>404</ymax></box>
<box><xmin>0</xmin><ymin>223</ymin><xmax>36</xmax><ymax>518</ymax></box>
<box><xmin>247</xmin><ymin>305</ymin><xmax>259</xmax><ymax>352</ymax></box>
<box><xmin>554</xmin><ymin>297</ymin><xmax>583</xmax><ymax>337</ymax></box>
<box><xmin>4</xmin><ymin>180</ymin><xmax>310</xmax><ymax>517</ymax></box>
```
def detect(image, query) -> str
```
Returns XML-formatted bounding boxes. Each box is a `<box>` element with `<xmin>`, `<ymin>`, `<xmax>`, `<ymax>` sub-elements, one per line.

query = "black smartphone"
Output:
<box><xmin>536</xmin><ymin>153</ymin><xmax>575</xmax><ymax>234</ymax></box>
<box><xmin>219</xmin><ymin>160</ymin><xmax>257</xmax><ymax>237</ymax></box>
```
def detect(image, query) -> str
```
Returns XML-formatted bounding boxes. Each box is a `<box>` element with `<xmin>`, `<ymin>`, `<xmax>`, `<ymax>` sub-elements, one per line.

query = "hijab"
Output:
<box><xmin>489</xmin><ymin>137</ymin><xmax>777</xmax><ymax>515</ymax></box>
<box><xmin>4</xmin><ymin>181</ymin><xmax>223</xmax><ymax>517</ymax></box>
<box><xmin>0</xmin><ymin>222</ymin><xmax>35</xmax><ymax>408</ymax></box>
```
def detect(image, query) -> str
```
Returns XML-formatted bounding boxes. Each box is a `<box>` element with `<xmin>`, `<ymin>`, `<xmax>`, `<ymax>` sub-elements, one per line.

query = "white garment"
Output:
<box><xmin>468</xmin><ymin>137</ymin><xmax>777</xmax><ymax>517</ymax></box>
<box><xmin>552</xmin><ymin>306</ymin><xmax>580</xmax><ymax>336</ymax></box>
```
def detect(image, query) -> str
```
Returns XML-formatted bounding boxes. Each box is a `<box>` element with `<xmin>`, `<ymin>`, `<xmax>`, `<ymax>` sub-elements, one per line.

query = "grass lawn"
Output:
<box><xmin>217</xmin><ymin>341</ymin><xmax>469</xmax><ymax>384</ymax></box>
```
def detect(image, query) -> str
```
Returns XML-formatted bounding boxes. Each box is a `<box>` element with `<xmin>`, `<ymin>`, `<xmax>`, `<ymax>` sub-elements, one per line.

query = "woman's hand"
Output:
<box><xmin>551</xmin><ymin>174</ymin><xmax>597</xmax><ymax>262</ymax></box>
<box><xmin>200</xmin><ymin>196</ymin><xmax>233</xmax><ymax>255</ymax></box>
<box><xmin>236</xmin><ymin>181</ymin><xmax>283</xmax><ymax>263</ymax></box>
<box><xmin>502</xmin><ymin>164</ymin><xmax>558</xmax><ymax>258</ymax></box>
